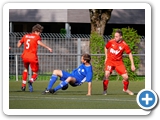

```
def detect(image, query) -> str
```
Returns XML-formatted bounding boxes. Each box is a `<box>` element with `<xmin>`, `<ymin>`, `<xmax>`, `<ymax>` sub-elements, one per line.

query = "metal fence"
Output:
<box><xmin>9</xmin><ymin>32</ymin><xmax>145</xmax><ymax>81</ymax></box>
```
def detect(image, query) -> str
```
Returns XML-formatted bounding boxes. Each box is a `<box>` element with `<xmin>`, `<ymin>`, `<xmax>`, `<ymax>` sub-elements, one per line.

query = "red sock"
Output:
<box><xmin>30</xmin><ymin>74</ymin><xmax>38</xmax><ymax>83</ymax></box>
<box><xmin>123</xmin><ymin>80</ymin><xmax>129</xmax><ymax>91</ymax></box>
<box><xmin>22</xmin><ymin>71</ymin><xmax>28</xmax><ymax>87</ymax></box>
<box><xmin>103</xmin><ymin>80</ymin><xmax>109</xmax><ymax>91</ymax></box>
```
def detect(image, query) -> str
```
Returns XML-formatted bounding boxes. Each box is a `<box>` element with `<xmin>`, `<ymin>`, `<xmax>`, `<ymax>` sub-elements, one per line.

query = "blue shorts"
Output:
<box><xmin>60</xmin><ymin>70</ymin><xmax>81</xmax><ymax>86</ymax></box>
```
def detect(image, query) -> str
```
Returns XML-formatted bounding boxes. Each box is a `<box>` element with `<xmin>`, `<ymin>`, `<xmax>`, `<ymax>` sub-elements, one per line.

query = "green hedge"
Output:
<box><xmin>89</xmin><ymin>32</ymin><xmax>105</xmax><ymax>80</ymax></box>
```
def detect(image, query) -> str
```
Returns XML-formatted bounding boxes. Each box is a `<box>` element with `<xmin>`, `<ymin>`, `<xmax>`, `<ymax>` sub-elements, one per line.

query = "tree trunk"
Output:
<box><xmin>89</xmin><ymin>9</ymin><xmax>113</xmax><ymax>35</ymax></box>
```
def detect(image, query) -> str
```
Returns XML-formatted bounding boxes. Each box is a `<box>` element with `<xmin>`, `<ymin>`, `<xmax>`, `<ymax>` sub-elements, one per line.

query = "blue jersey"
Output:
<box><xmin>71</xmin><ymin>63</ymin><xmax>93</xmax><ymax>83</ymax></box>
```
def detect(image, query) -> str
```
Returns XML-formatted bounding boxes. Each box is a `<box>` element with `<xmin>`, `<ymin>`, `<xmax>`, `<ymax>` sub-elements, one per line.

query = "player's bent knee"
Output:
<box><xmin>66</xmin><ymin>77</ymin><xmax>72</xmax><ymax>81</ymax></box>
<box><xmin>53</xmin><ymin>70</ymin><xmax>60</xmax><ymax>75</ymax></box>
<box><xmin>123</xmin><ymin>76</ymin><xmax>128</xmax><ymax>80</ymax></box>
<box><xmin>105</xmin><ymin>74</ymin><xmax>110</xmax><ymax>79</ymax></box>
<box><xmin>24</xmin><ymin>69</ymin><xmax>28</xmax><ymax>72</ymax></box>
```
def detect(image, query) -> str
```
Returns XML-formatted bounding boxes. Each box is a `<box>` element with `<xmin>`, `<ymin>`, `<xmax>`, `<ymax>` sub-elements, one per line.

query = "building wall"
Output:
<box><xmin>9</xmin><ymin>9</ymin><xmax>145</xmax><ymax>24</ymax></box>
<box><xmin>9</xmin><ymin>9</ymin><xmax>68</xmax><ymax>22</ymax></box>
<box><xmin>67</xmin><ymin>9</ymin><xmax>90</xmax><ymax>23</ymax></box>
<box><xmin>108</xmin><ymin>9</ymin><xmax>145</xmax><ymax>24</ymax></box>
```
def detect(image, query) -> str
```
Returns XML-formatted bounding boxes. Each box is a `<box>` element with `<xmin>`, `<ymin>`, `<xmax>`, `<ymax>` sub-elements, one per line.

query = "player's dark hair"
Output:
<box><xmin>32</xmin><ymin>24</ymin><xmax>44</xmax><ymax>33</ymax></box>
<box><xmin>115</xmin><ymin>29</ymin><xmax>123</xmax><ymax>36</ymax></box>
<box><xmin>82</xmin><ymin>54</ymin><xmax>91</xmax><ymax>63</ymax></box>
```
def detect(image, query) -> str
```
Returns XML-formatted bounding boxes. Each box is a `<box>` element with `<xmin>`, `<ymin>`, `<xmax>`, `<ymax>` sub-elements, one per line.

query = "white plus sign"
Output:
<box><xmin>142</xmin><ymin>93</ymin><xmax>153</xmax><ymax>105</ymax></box>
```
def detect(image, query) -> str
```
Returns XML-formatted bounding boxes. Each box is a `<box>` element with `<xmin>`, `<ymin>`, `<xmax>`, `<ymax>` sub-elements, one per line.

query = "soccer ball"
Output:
<box><xmin>62</xmin><ymin>84</ymin><xmax>68</xmax><ymax>90</ymax></box>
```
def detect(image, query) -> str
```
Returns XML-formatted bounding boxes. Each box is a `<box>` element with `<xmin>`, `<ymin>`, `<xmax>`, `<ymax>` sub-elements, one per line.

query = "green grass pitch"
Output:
<box><xmin>9</xmin><ymin>80</ymin><xmax>145</xmax><ymax>109</ymax></box>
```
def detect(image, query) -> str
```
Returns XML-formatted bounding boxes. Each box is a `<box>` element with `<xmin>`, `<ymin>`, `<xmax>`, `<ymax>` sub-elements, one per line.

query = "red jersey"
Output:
<box><xmin>20</xmin><ymin>33</ymin><xmax>41</xmax><ymax>62</ymax></box>
<box><xmin>105</xmin><ymin>39</ymin><xmax>131</xmax><ymax>61</ymax></box>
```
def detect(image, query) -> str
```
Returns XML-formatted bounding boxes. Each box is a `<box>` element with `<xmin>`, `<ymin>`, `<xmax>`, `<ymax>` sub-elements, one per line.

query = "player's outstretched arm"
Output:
<box><xmin>86</xmin><ymin>82</ymin><xmax>92</xmax><ymax>96</ymax></box>
<box><xmin>37</xmin><ymin>40</ymin><xmax>52</xmax><ymax>52</ymax></box>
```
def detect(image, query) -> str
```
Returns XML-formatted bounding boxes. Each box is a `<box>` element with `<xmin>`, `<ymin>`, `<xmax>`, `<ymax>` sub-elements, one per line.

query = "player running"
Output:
<box><xmin>42</xmin><ymin>54</ymin><xmax>93</xmax><ymax>96</ymax></box>
<box><xmin>17</xmin><ymin>24</ymin><xmax>52</xmax><ymax>92</ymax></box>
<box><xmin>103</xmin><ymin>29</ymin><xmax>135</xmax><ymax>95</ymax></box>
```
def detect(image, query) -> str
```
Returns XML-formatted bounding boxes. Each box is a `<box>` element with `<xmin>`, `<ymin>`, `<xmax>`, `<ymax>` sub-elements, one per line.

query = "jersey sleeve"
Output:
<box><xmin>86</xmin><ymin>67</ymin><xmax>93</xmax><ymax>82</ymax></box>
<box><xmin>19</xmin><ymin>35</ymin><xmax>25</xmax><ymax>43</ymax></box>
<box><xmin>105</xmin><ymin>40</ymin><xmax>111</xmax><ymax>49</ymax></box>
<box><xmin>36</xmin><ymin>35</ymin><xmax>41</xmax><ymax>41</ymax></box>
<box><xmin>86</xmin><ymin>73</ymin><xmax>93</xmax><ymax>82</ymax></box>
<box><xmin>124</xmin><ymin>43</ymin><xmax>131</xmax><ymax>54</ymax></box>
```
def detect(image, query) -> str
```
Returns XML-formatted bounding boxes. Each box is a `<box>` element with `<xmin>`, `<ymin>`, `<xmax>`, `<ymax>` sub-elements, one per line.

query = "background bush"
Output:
<box><xmin>89</xmin><ymin>32</ymin><xmax>105</xmax><ymax>81</ymax></box>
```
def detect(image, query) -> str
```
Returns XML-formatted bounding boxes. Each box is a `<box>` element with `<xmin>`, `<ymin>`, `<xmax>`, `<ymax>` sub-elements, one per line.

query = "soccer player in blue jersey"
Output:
<box><xmin>42</xmin><ymin>54</ymin><xmax>93</xmax><ymax>96</ymax></box>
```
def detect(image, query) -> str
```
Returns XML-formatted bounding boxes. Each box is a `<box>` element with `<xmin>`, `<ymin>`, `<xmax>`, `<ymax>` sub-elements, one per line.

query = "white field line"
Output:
<box><xmin>9</xmin><ymin>95</ymin><xmax>136</xmax><ymax>102</ymax></box>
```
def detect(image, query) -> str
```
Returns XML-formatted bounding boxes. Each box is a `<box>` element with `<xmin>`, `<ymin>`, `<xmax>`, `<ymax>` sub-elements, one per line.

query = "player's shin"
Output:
<box><xmin>30</xmin><ymin>73</ymin><xmax>38</xmax><ymax>83</ymax></box>
<box><xmin>53</xmin><ymin>81</ymin><xmax>68</xmax><ymax>92</ymax></box>
<box><xmin>123</xmin><ymin>80</ymin><xmax>129</xmax><ymax>91</ymax></box>
<box><xmin>103</xmin><ymin>80</ymin><xmax>109</xmax><ymax>95</ymax></box>
<box><xmin>103</xmin><ymin>80</ymin><xmax>109</xmax><ymax>91</ymax></box>
<box><xmin>22</xmin><ymin>71</ymin><xmax>28</xmax><ymax>87</ymax></box>
<box><xmin>47</xmin><ymin>74</ymin><xmax>58</xmax><ymax>90</ymax></box>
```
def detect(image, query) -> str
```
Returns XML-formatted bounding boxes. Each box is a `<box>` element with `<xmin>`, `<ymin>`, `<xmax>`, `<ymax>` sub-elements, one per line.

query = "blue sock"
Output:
<box><xmin>47</xmin><ymin>74</ymin><xmax>58</xmax><ymax>90</ymax></box>
<box><xmin>53</xmin><ymin>81</ymin><xmax>68</xmax><ymax>92</ymax></box>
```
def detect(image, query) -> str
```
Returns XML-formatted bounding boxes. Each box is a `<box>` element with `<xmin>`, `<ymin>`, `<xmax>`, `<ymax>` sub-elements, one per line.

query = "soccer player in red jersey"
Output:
<box><xmin>103</xmin><ymin>29</ymin><xmax>135</xmax><ymax>95</ymax></box>
<box><xmin>17</xmin><ymin>24</ymin><xmax>52</xmax><ymax>92</ymax></box>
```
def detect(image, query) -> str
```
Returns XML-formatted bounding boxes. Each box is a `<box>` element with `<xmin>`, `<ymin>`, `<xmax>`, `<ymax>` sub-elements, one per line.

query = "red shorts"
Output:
<box><xmin>105</xmin><ymin>60</ymin><xmax>127</xmax><ymax>75</ymax></box>
<box><xmin>23</xmin><ymin>60</ymin><xmax>39</xmax><ymax>72</ymax></box>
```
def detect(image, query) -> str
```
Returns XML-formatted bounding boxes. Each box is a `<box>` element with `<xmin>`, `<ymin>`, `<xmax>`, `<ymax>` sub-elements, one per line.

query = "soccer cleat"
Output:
<box><xmin>21</xmin><ymin>86</ymin><xmax>26</xmax><ymax>91</ymax></box>
<box><xmin>28</xmin><ymin>81</ymin><xmax>33</xmax><ymax>92</ymax></box>
<box><xmin>42</xmin><ymin>88</ymin><xmax>50</xmax><ymax>95</ymax></box>
<box><xmin>103</xmin><ymin>90</ymin><xmax>107</xmax><ymax>95</ymax></box>
<box><xmin>123</xmin><ymin>89</ymin><xmax>134</xmax><ymax>95</ymax></box>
